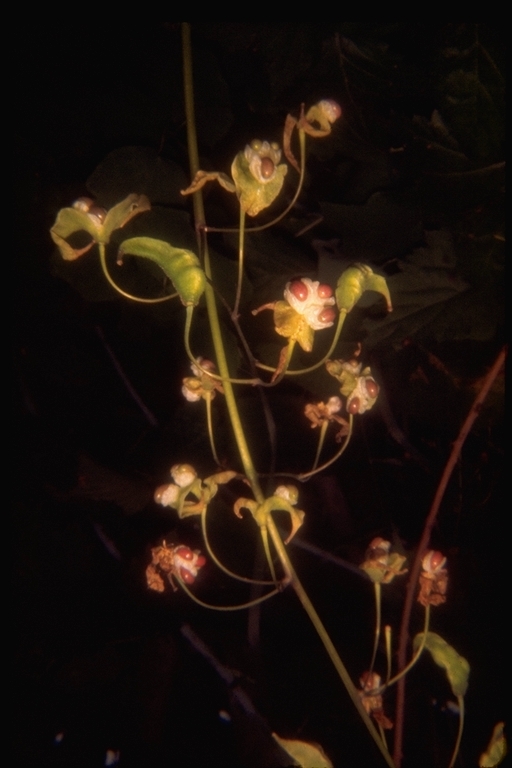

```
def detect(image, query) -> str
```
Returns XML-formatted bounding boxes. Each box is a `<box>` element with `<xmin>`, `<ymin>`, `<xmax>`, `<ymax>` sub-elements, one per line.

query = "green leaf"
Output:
<box><xmin>335</xmin><ymin>263</ymin><xmax>392</xmax><ymax>314</ymax></box>
<box><xmin>101</xmin><ymin>194</ymin><xmax>151</xmax><ymax>243</ymax></box>
<box><xmin>272</xmin><ymin>734</ymin><xmax>333</xmax><ymax>768</ymax></box>
<box><xmin>413</xmin><ymin>632</ymin><xmax>469</xmax><ymax>697</ymax></box>
<box><xmin>479</xmin><ymin>722</ymin><xmax>507</xmax><ymax>768</ymax></box>
<box><xmin>50</xmin><ymin>208</ymin><xmax>99</xmax><ymax>260</ymax></box>
<box><xmin>118</xmin><ymin>237</ymin><xmax>205</xmax><ymax>306</ymax></box>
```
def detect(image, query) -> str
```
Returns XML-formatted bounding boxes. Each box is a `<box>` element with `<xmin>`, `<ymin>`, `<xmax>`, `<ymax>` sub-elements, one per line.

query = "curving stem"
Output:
<box><xmin>182</xmin><ymin>23</ymin><xmax>394</xmax><ymax>768</ymax></box>
<box><xmin>99</xmin><ymin>242</ymin><xmax>178</xmax><ymax>303</ymax></box>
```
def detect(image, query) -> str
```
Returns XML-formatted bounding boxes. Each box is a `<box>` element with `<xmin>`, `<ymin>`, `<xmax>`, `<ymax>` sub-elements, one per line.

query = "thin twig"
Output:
<box><xmin>392</xmin><ymin>346</ymin><xmax>506</xmax><ymax>767</ymax></box>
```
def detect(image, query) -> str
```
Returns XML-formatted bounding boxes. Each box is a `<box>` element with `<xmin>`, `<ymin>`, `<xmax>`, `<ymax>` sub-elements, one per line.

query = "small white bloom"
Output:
<box><xmin>325</xmin><ymin>396</ymin><xmax>342</xmax><ymax>415</ymax></box>
<box><xmin>182</xmin><ymin>383</ymin><xmax>201</xmax><ymax>402</ymax></box>
<box><xmin>154</xmin><ymin>483</ymin><xmax>180</xmax><ymax>507</ymax></box>
<box><xmin>171</xmin><ymin>464</ymin><xmax>197</xmax><ymax>488</ymax></box>
<box><xmin>274</xmin><ymin>485</ymin><xmax>299</xmax><ymax>505</ymax></box>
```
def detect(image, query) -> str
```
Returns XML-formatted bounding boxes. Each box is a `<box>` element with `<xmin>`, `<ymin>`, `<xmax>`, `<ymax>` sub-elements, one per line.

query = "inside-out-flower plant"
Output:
<box><xmin>49</xmin><ymin>23</ymin><xmax>506</xmax><ymax>768</ymax></box>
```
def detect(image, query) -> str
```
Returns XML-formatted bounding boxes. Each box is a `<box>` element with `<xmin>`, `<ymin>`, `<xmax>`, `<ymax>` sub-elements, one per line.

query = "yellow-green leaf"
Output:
<box><xmin>118</xmin><ymin>237</ymin><xmax>205</xmax><ymax>306</ymax></box>
<box><xmin>336</xmin><ymin>264</ymin><xmax>392</xmax><ymax>314</ymax></box>
<box><xmin>479</xmin><ymin>722</ymin><xmax>507</xmax><ymax>767</ymax></box>
<box><xmin>101</xmin><ymin>194</ymin><xmax>150</xmax><ymax>242</ymax></box>
<box><xmin>413</xmin><ymin>632</ymin><xmax>470</xmax><ymax>697</ymax></box>
<box><xmin>272</xmin><ymin>734</ymin><xmax>333</xmax><ymax>768</ymax></box>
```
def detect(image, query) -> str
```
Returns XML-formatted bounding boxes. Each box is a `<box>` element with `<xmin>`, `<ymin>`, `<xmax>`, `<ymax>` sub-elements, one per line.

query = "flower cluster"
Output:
<box><xmin>182</xmin><ymin>358</ymin><xmax>223</xmax><ymax>402</ymax></box>
<box><xmin>418</xmin><ymin>550</ymin><xmax>448</xmax><ymax>607</ymax></box>
<box><xmin>360</xmin><ymin>537</ymin><xmax>407</xmax><ymax>584</ymax></box>
<box><xmin>326</xmin><ymin>356</ymin><xmax>379</xmax><ymax>414</ymax></box>
<box><xmin>284</xmin><ymin>278</ymin><xmax>336</xmax><ymax>330</ymax></box>
<box><xmin>146</xmin><ymin>541</ymin><xmax>206</xmax><ymax>592</ymax></box>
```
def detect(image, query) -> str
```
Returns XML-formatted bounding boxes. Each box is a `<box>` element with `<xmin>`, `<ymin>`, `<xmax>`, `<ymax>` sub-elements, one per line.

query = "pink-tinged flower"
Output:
<box><xmin>284</xmin><ymin>278</ymin><xmax>336</xmax><ymax>330</ymax></box>
<box><xmin>418</xmin><ymin>550</ymin><xmax>448</xmax><ymax>607</ymax></box>
<box><xmin>146</xmin><ymin>541</ymin><xmax>206</xmax><ymax>592</ymax></box>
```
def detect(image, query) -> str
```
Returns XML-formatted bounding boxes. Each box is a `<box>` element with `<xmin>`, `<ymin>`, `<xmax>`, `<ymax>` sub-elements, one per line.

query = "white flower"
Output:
<box><xmin>325</xmin><ymin>396</ymin><xmax>342</xmax><ymax>415</ymax></box>
<box><xmin>284</xmin><ymin>278</ymin><xmax>336</xmax><ymax>330</ymax></box>
<box><xmin>170</xmin><ymin>463</ymin><xmax>197</xmax><ymax>488</ymax></box>
<box><xmin>182</xmin><ymin>382</ymin><xmax>201</xmax><ymax>401</ymax></box>
<box><xmin>274</xmin><ymin>485</ymin><xmax>299</xmax><ymax>505</ymax></box>
<box><xmin>154</xmin><ymin>483</ymin><xmax>180</xmax><ymax>507</ymax></box>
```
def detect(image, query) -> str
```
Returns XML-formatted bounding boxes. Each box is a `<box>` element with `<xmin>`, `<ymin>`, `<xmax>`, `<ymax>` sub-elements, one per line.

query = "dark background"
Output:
<box><xmin>15</xmin><ymin>23</ymin><xmax>505</xmax><ymax>767</ymax></box>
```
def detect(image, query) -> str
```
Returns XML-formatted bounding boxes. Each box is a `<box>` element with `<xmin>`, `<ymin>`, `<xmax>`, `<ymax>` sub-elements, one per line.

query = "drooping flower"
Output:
<box><xmin>326</xmin><ymin>355</ymin><xmax>380</xmax><ymax>415</ymax></box>
<box><xmin>360</xmin><ymin>537</ymin><xmax>407</xmax><ymax>584</ymax></box>
<box><xmin>146</xmin><ymin>540</ymin><xmax>206</xmax><ymax>592</ymax></box>
<box><xmin>418</xmin><ymin>550</ymin><xmax>448</xmax><ymax>607</ymax></box>
<box><xmin>304</xmin><ymin>397</ymin><xmax>349</xmax><ymax>442</ymax></box>
<box><xmin>358</xmin><ymin>671</ymin><xmax>393</xmax><ymax>729</ymax></box>
<box><xmin>182</xmin><ymin>358</ymin><xmax>224</xmax><ymax>402</ymax></box>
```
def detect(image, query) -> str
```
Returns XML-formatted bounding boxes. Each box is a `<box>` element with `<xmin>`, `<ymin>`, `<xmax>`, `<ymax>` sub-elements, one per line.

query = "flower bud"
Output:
<box><xmin>154</xmin><ymin>483</ymin><xmax>180</xmax><ymax>507</ymax></box>
<box><xmin>317</xmin><ymin>99</ymin><xmax>342</xmax><ymax>123</ymax></box>
<box><xmin>170</xmin><ymin>464</ymin><xmax>197</xmax><ymax>488</ymax></box>
<box><xmin>422</xmin><ymin>550</ymin><xmax>447</xmax><ymax>575</ymax></box>
<box><xmin>325</xmin><ymin>396</ymin><xmax>342</xmax><ymax>415</ymax></box>
<box><xmin>274</xmin><ymin>485</ymin><xmax>299</xmax><ymax>505</ymax></box>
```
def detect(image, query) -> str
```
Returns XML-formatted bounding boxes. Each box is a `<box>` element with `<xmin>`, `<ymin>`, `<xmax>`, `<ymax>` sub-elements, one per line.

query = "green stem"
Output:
<box><xmin>99</xmin><ymin>243</ymin><xmax>177</xmax><ymax>303</ymax></box>
<box><xmin>312</xmin><ymin>420</ymin><xmax>329</xmax><ymax>472</ymax></box>
<box><xmin>200</xmin><ymin>508</ymin><xmax>275</xmax><ymax>586</ymax></box>
<box><xmin>184</xmin><ymin>305</ymin><xmax>260</xmax><ymax>385</ymax></box>
<box><xmin>177</xmin><ymin>576</ymin><xmax>280</xmax><ymax>611</ymax></box>
<box><xmin>204</xmin><ymin>392</ymin><xmax>221</xmax><ymax>466</ymax></box>
<box><xmin>384</xmin><ymin>625</ymin><xmax>392</xmax><ymax>684</ymax></box>
<box><xmin>260</xmin><ymin>524</ymin><xmax>278</xmax><ymax>585</ymax></box>
<box><xmin>383</xmin><ymin>605</ymin><xmax>431</xmax><ymax>691</ymax></box>
<box><xmin>265</xmin><ymin>514</ymin><xmax>395</xmax><ymax>768</ymax></box>
<box><xmin>298</xmin><ymin>415</ymin><xmax>353</xmax><ymax>480</ymax></box>
<box><xmin>182</xmin><ymin>24</ymin><xmax>393</xmax><ymax>767</ymax></box>
<box><xmin>233</xmin><ymin>207</ymin><xmax>245</xmax><ymax>319</ymax></box>
<box><xmin>369</xmin><ymin>582</ymin><xmax>382</xmax><ymax>675</ymax></box>
<box><xmin>447</xmin><ymin>696</ymin><xmax>464</xmax><ymax>768</ymax></box>
<box><xmin>182</xmin><ymin>23</ymin><xmax>263</xmax><ymax>502</ymax></box>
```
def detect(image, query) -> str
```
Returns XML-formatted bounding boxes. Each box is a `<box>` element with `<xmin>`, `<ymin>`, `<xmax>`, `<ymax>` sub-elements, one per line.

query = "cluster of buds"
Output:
<box><xmin>146</xmin><ymin>540</ymin><xmax>206</xmax><ymax>592</ymax></box>
<box><xmin>326</xmin><ymin>356</ymin><xmax>379</xmax><ymax>415</ymax></box>
<box><xmin>418</xmin><ymin>550</ymin><xmax>448</xmax><ymax>607</ymax></box>
<box><xmin>182</xmin><ymin>358</ymin><xmax>224</xmax><ymax>402</ymax></box>
<box><xmin>284</xmin><ymin>278</ymin><xmax>336</xmax><ymax>331</ymax></box>
<box><xmin>360</xmin><ymin>537</ymin><xmax>407</xmax><ymax>584</ymax></box>
<box><xmin>304</xmin><ymin>397</ymin><xmax>349</xmax><ymax>441</ymax></box>
<box><xmin>154</xmin><ymin>464</ymin><xmax>236</xmax><ymax>520</ymax></box>
<box><xmin>358</xmin><ymin>671</ymin><xmax>393</xmax><ymax>729</ymax></box>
